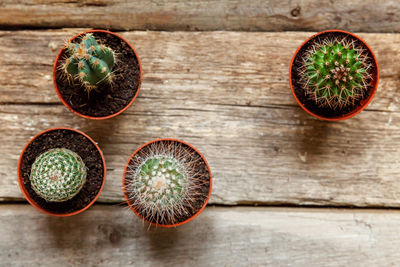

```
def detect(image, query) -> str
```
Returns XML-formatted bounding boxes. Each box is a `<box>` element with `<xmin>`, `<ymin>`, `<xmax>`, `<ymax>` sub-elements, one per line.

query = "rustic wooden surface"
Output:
<box><xmin>2</xmin><ymin>205</ymin><xmax>400</xmax><ymax>266</ymax></box>
<box><xmin>1</xmin><ymin>1</ymin><xmax>400</xmax><ymax>265</ymax></box>
<box><xmin>2</xmin><ymin>30</ymin><xmax>400</xmax><ymax>208</ymax></box>
<box><xmin>1</xmin><ymin>0</ymin><xmax>400</xmax><ymax>32</ymax></box>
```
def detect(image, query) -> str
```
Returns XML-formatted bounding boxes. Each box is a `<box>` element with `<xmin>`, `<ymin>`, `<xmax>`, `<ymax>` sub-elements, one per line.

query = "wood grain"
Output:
<box><xmin>0</xmin><ymin>0</ymin><xmax>399</xmax><ymax>32</ymax></box>
<box><xmin>0</xmin><ymin>205</ymin><xmax>399</xmax><ymax>266</ymax></box>
<box><xmin>1</xmin><ymin>30</ymin><xmax>400</xmax><ymax>112</ymax></box>
<box><xmin>2</xmin><ymin>30</ymin><xmax>400</xmax><ymax>207</ymax></box>
<box><xmin>3</xmin><ymin>101</ymin><xmax>400</xmax><ymax>206</ymax></box>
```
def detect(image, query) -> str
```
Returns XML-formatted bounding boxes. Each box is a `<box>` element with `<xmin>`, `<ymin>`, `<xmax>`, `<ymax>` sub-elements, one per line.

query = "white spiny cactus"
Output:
<box><xmin>125</xmin><ymin>141</ymin><xmax>209</xmax><ymax>225</ymax></box>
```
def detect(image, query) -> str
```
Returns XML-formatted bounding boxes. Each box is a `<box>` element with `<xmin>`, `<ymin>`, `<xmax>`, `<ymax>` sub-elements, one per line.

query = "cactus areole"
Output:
<box><xmin>123</xmin><ymin>139</ymin><xmax>212</xmax><ymax>227</ymax></box>
<box><xmin>18</xmin><ymin>128</ymin><xmax>106</xmax><ymax>216</ymax></box>
<box><xmin>54</xmin><ymin>30</ymin><xmax>142</xmax><ymax>119</ymax></box>
<box><xmin>290</xmin><ymin>30</ymin><xmax>378</xmax><ymax>120</ymax></box>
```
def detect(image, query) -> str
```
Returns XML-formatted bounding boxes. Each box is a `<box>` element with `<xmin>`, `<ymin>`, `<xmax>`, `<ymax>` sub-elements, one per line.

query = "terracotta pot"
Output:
<box><xmin>289</xmin><ymin>30</ymin><xmax>379</xmax><ymax>121</ymax></box>
<box><xmin>53</xmin><ymin>29</ymin><xmax>143</xmax><ymax>120</ymax></box>
<box><xmin>17</xmin><ymin>127</ymin><xmax>106</xmax><ymax>216</ymax></box>
<box><xmin>122</xmin><ymin>138</ymin><xmax>212</xmax><ymax>227</ymax></box>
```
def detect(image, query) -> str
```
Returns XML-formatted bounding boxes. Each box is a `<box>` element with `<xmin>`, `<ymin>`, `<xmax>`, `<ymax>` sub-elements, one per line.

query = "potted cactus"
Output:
<box><xmin>123</xmin><ymin>139</ymin><xmax>212</xmax><ymax>227</ymax></box>
<box><xmin>17</xmin><ymin>128</ymin><xmax>106</xmax><ymax>216</ymax></box>
<box><xmin>53</xmin><ymin>30</ymin><xmax>142</xmax><ymax>119</ymax></box>
<box><xmin>289</xmin><ymin>30</ymin><xmax>379</xmax><ymax>120</ymax></box>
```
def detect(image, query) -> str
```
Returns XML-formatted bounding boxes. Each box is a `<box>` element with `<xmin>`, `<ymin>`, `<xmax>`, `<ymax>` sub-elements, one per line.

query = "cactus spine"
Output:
<box><xmin>62</xmin><ymin>33</ymin><xmax>116</xmax><ymax>93</ymax></box>
<box><xmin>298</xmin><ymin>36</ymin><xmax>372</xmax><ymax>109</ymax></box>
<box><xmin>30</xmin><ymin>148</ymin><xmax>87</xmax><ymax>202</ymax></box>
<box><xmin>125</xmin><ymin>141</ymin><xmax>209</xmax><ymax>225</ymax></box>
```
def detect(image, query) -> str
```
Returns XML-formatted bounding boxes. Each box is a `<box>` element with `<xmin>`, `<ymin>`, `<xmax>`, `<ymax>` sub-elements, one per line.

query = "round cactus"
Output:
<box><xmin>62</xmin><ymin>33</ymin><xmax>116</xmax><ymax>93</ymax></box>
<box><xmin>135</xmin><ymin>156</ymin><xmax>188</xmax><ymax>208</ymax></box>
<box><xmin>299</xmin><ymin>37</ymin><xmax>372</xmax><ymax>109</ymax></box>
<box><xmin>125</xmin><ymin>141</ymin><xmax>210</xmax><ymax>225</ymax></box>
<box><xmin>30</xmin><ymin>148</ymin><xmax>87</xmax><ymax>202</ymax></box>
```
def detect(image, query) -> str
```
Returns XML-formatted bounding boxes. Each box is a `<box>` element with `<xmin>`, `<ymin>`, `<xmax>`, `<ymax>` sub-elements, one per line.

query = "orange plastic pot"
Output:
<box><xmin>122</xmin><ymin>138</ymin><xmax>212</xmax><ymax>227</ymax></box>
<box><xmin>53</xmin><ymin>29</ymin><xmax>143</xmax><ymax>120</ymax></box>
<box><xmin>17</xmin><ymin>127</ymin><xmax>106</xmax><ymax>216</ymax></box>
<box><xmin>289</xmin><ymin>30</ymin><xmax>379</xmax><ymax>121</ymax></box>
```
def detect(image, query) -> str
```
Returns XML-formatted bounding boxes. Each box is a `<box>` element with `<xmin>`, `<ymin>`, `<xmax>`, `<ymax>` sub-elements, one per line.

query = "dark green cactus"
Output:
<box><xmin>300</xmin><ymin>38</ymin><xmax>372</xmax><ymax>109</ymax></box>
<box><xmin>30</xmin><ymin>148</ymin><xmax>87</xmax><ymax>202</ymax></box>
<box><xmin>63</xmin><ymin>33</ymin><xmax>115</xmax><ymax>92</ymax></box>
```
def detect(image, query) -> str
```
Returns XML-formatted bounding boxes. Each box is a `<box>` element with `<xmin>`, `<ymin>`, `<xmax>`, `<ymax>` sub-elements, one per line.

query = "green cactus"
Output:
<box><xmin>62</xmin><ymin>33</ymin><xmax>115</xmax><ymax>92</ymax></box>
<box><xmin>30</xmin><ymin>148</ymin><xmax>87</xmax><ymax>202</ymax></box>
<box><xmin>135</xmin><ymin>156</ymin><xmax>188</xmax><ymax>207</ymax></box>
<box><xmin>300</xmin><ymin>37</ymin><xmax>372</xmax><ymax>109</ymax></box>
<box><xmin>125</xmin><ymin>141</ymin><xmax>209</xmax><ymax>225</ymax></box>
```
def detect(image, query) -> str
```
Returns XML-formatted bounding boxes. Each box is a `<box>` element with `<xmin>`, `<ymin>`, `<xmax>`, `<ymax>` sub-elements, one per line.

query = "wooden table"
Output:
<box><xmin>1</xmin><ymin>1</ymin><xmax>400</xmax><ymax>266</ymax></box>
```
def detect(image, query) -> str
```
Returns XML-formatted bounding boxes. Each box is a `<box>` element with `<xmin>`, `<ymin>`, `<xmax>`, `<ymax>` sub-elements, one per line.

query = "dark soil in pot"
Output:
<box><xmin>55</xmin><ymin>31</ymin><xmax>141</xmax><ymax>117</ymax></box>
<box><xmin>19</xmin><ymin>129</ymin><xmax>104</xmax><ymax>214</ymax></box>
<box><xmin>291</xmin><ymin>31</ymin><xmax>378</xmax><ymax>119</ymax></box>
<box><xmin>124</xmin><ymin>140</ymin><xmax>211</xmax><ymax>226</ymax></box>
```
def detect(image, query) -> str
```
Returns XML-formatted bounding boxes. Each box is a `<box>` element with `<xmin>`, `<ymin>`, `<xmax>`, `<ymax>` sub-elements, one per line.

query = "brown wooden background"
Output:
<box><xmin>1</xmin><ymin>1</ymin><xmax>400</xmax><ymax>266</ymax></box>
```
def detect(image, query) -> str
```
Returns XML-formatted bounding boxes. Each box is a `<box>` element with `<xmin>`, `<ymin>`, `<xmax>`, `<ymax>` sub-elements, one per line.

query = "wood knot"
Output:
<box><xmin>109</xmin><ymin>230</ymin><xmax>121</xmax><ymax>244</ymax></box>
<box><xmin>291</xmin><ymin>7</ymin><xmax>301</xmax><ymax>17</ymax></box>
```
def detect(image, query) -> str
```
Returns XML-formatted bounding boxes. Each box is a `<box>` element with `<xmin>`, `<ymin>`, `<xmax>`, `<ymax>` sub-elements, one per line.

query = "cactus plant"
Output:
<box><xmin>125</xmin><ymin>141</ymin><xmax>210</xmax><ymax>225</ymax></box>
<box><xmin>298</xmin><ymin>37</ymin><xmax>373</xmax><ymax>109</ymax></box>
<box><xmin>62</xmin><ymin>33</ymin><xmax>116</xmax><ymax>92</ymax></box>
<box><xmin>30</xmin><ymin>148</ymin><xmax>87</xmax><ymax>202</ymax></box>
<box><xmin>135</xmin><ymin>156</ymin><xmax>187</xmax><ymax>206</ymax></box>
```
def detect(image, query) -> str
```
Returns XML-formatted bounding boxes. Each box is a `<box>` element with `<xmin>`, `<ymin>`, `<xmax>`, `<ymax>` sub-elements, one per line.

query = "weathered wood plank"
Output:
<box><xmin>1</xmin><ymin>30</ymin><xmax>400</xmax><ymax>207</ymax></box>
<box><xmin>0</xmin><ymin>205</ymin><xmax>399</xmax><ymax>266</ymax></box>
<box><xmin>0</xmin><ymin>0</ymin><xmax>399</xmax><ymax>32</ymax></box>
<box><xmin>2</xmin><ymin>101</ymin><xmax>400</xmax><ymax>206</ymax></box>
<box><xmin>1</xmin><ymin>30</ymin><xmax>400</xmax><ymax>114</ymax></box>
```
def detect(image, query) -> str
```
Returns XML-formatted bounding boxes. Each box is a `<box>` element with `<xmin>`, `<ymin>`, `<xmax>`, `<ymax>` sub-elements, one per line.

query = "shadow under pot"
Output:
<box><xmin>17</xmin><ymin>128</ymin><xmax>106</xmax><ymax>216</ymax></box>
<box><xmin>123</xmin><ymin>139</ymin><xmax>212</xmax><ymax>227</ymax></box>
<box><xmin>289</xmin><ymin>30</ymin><xmax>379</xmax><ymax>121</ymax></box>
<box><xmin>53</xmin><ymin>30</ymin><xmax>142</xmax><ymax>120</ymax></box>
